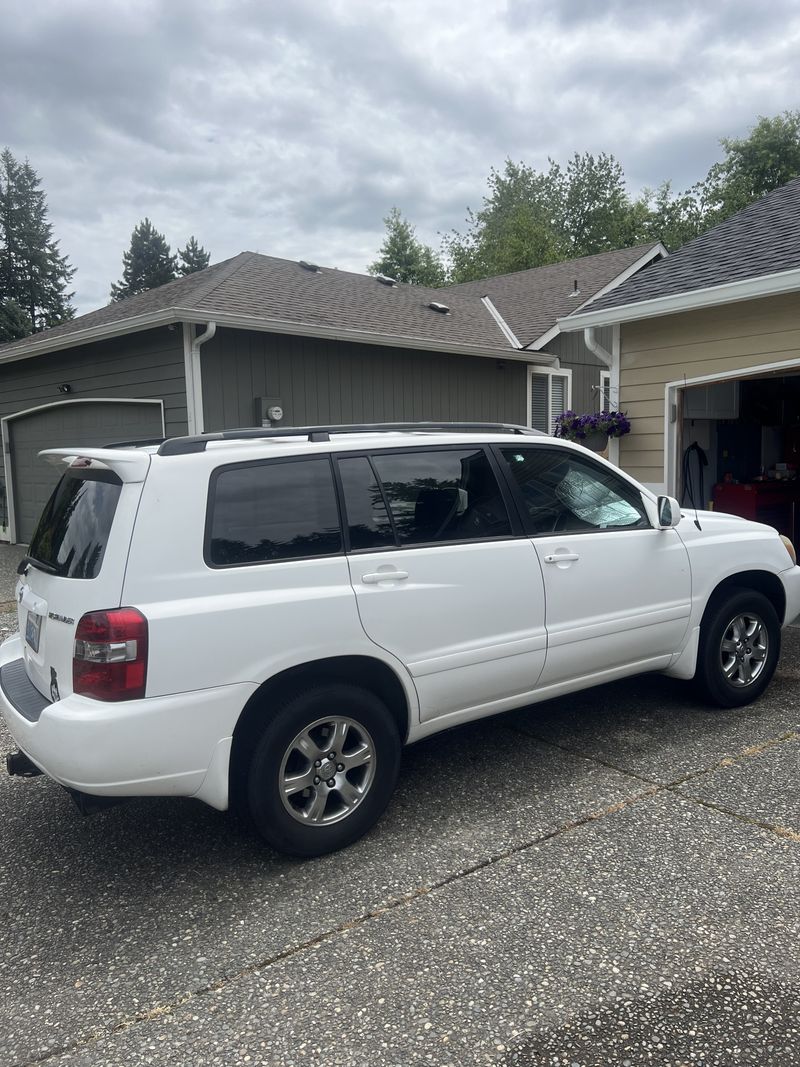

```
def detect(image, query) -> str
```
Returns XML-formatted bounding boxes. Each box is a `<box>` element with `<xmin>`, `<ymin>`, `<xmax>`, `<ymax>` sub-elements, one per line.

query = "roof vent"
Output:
<box><xmin>428</xmin><ymin>301</ymin><xmax>450</xmax><ymax>314</ymax></box>
<box><xmin>376</xmin><ymin>274</ymin><xmax>397</xmax><ymax>287</ymax></box>
<box><xmin>568</xmin><ymin>278</ymin><xmax>581</xmax><ymax>297</ymax></box>
<box><xmin>299</xmin><ymin>260</ymin><xmax>322</xmax><ymax>273</ymax></box>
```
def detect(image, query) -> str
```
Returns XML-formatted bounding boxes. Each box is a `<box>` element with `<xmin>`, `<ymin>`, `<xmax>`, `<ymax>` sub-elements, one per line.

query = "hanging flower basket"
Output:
<box><xmin>554</xmin><ymin>410</ymin><xmax>631</xmax><ymax>452</ymax></box>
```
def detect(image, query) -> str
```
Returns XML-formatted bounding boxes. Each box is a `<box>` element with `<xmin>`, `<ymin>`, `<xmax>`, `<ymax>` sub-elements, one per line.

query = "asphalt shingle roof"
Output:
<box><xmin>0</xmin><ymin>243</ymin><xmax>664</xmax><ymax>361</ymax></box>
<box><xmin>0</xmin><ymin>252</ymin><xmax>513</xmax><ymax>360</ymax></box>
<box><xmin>443</xmin><ymin>244</ymin><xmax>663</xmax><ymax>346</ymax></box>
<box><xmin>581</xmin><ymin>176</ymin><xmax>800</xmax><ymax>315</ymax></box>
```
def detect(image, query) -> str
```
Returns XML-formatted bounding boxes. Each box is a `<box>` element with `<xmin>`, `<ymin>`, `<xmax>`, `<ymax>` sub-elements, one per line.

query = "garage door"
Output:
<box><xmin>7</xmin><ymin>400</ymin><xmax>164</xmax><ymax>543</ymax></box>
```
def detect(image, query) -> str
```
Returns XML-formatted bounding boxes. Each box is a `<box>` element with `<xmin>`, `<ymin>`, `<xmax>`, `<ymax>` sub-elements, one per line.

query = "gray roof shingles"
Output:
<box><xmin>0</xmin><ymin>242</ymin><xmax>663</xmax><ymax>360</ymax></box>
<box><xmin>443</xmin><ymin>244</ymin><xmax>662</xmax><ymax>346</ymax></box>
<box><xmin>579</xmin><ymin>176</ymin><xmax>800</xmax><ymax>316</ymax></box>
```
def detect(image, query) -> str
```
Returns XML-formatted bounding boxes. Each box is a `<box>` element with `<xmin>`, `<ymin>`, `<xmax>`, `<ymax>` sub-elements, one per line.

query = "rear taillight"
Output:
<box><xmin>73</xmin><ymin>608</ymin><xmax>148</xmax><ymax>701</ymax></box>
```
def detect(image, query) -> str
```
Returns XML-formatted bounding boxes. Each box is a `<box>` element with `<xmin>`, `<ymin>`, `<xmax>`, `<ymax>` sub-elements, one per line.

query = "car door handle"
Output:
<box><xmin>361</xmin><ymin>570</ymin><xmax>409</xmax><ymax>584</ymax></box>
<box><xmin>543</xmin><ymin>552</ymin><xmax>580</xmax><ymax>563</ymax></box>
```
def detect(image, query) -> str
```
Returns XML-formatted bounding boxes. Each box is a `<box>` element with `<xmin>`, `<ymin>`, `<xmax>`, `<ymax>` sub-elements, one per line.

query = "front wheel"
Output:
<box><xmin>696</xmin><ymin>588</ymin><xmax>780</xmax><ymax>708</ymax></box>
<box><xmin>247</xmin><ymin>683</ymin><xmax>401</xmax><ymax>857</ymax></box>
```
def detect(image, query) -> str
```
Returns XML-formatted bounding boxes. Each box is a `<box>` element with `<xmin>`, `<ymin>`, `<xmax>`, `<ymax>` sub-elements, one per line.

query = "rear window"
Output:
<box><xmin>28</xmin><ymin>468</ymin><xmax>122</xmax><ymax>579</ymax></box>
<box><xmin>206</xmin><ymin>457</ymin><xmax>343</xmax><ymax>567</ymax></box>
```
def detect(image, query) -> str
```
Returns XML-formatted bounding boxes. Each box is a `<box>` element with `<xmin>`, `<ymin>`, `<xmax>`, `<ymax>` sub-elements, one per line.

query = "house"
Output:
<box><xmin>0</xmin><ymin>243</ymin><xmax>663</xmax><ymax>543</ymax></box>
<box><xmin>558</xmin><ymin>177</ymin><xmax>800</xmax><ymax>539</ymax></box>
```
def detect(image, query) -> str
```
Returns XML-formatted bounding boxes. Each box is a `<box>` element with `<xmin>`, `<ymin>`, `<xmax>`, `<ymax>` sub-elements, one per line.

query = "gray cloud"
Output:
<box><xmin>1</xmin><ymin>0</ymin><xmax>798</xmax><ymax>312</ymax></box>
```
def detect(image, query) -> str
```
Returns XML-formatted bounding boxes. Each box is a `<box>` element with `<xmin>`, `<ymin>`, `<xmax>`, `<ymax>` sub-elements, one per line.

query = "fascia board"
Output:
<box><xmin>557</xmin><ymin>265</ymin><xmax>800</xmax><ymax>332</ymax></box>
<box><xmin>0</xmin><ymin>307</ymin><xmax>553</xmax><ymax>366</ymax></box>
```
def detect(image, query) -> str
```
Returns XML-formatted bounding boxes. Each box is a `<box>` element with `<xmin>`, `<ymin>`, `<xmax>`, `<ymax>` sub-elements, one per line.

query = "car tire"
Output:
<box><xmin>246</xmin><ymin>683</ymin><xmax>401</xmax><ymax>857</ymax></box>
<box><xmin>696</xmin><ymin>588</ymin><xmax>780</xmax><ymax>708</ymax></box>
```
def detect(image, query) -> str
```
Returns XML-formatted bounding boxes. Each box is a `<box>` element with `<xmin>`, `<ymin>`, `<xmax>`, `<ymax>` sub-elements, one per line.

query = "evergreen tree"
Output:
<box><xmin>110</xmin><ymin>218</ymin><xmax>177</xmax><ymax>300</ymax></box>
<box><xmin>0</xmin><ymin>148</ymin><xmax>75</xmax><ymax>336</ymax></box>
<box><xmin>368</xmin><ymin>207</ymin><xmax>446</xmax><ymax>286</ymax></box>
<box><xmin>178</xmin><ymin>235</ymin><xmax>210</xmax><ymax>275</ymax></box>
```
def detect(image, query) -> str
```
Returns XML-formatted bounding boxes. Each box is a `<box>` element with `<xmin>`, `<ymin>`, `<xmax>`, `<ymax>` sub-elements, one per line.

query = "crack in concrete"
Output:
<box><xmin>16</xmin><ymin>784</ymin><xmax>661</xmax><ymax>1067</ymax></box>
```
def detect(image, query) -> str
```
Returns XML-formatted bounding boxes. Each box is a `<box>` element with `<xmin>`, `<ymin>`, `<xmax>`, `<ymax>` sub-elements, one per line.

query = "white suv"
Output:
<box><xmin>2</xmin><ymin>423</ymin><xmax>798</xmax><ymax>856</ymax></box>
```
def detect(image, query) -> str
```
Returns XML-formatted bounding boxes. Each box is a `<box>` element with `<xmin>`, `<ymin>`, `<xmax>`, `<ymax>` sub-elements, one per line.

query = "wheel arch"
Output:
<box><xmin>703</xmin><ymin>570</ymin><xmax>787</xmax><ymax>627</ymax></box>
<box><xmin>228</xmin><ymin>655</ymin><xmax>412</xmax><ymax>813</ymax></box>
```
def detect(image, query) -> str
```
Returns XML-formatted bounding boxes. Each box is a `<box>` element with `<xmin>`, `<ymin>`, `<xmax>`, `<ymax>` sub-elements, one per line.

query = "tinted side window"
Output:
<box><xmin>370</xmin><ymin>448</ymin><xmax>511</xmax><ymax>545</ymax></box>
<box><xmin>208</xmin><ymin>458</ymin><xmax>342</xmax><ymax>566</ymax></box>
<box><xmin>500</xmin><ymin>447</ymin><xmax>649</xmax><ymax>534</ymax></box>
<box><xmin>337</xmin><ymin>456</ymin><xmax>395</xmax><ymax>550</ymax></box>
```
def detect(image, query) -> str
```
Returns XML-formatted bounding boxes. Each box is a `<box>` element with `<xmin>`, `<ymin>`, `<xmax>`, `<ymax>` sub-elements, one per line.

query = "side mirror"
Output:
<box><xmin>657</xmin><ymin>495</ymin><xmax>682</xmax><ymax>529</ymax></box>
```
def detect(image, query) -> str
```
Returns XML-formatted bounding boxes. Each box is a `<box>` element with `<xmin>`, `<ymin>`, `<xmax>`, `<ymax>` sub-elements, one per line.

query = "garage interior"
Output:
<box><xmin>680</xmin><ymin>371</ymin><xmax>800</xmax><ymax>541</ymax></box>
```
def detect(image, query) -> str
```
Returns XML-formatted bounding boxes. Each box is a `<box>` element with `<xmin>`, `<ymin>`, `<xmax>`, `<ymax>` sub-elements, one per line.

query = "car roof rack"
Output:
<box><xmin>158</xmin><ymin>422</ymin><xmax>543</xmax><ymax>456</ymax></box>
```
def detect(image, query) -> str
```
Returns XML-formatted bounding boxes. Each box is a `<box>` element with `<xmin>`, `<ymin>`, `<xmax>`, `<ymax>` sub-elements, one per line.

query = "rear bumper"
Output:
<box><xmin>0</xmin><ymin>634</ymin><xmax>255</xmax><ymax>810</ymax></box>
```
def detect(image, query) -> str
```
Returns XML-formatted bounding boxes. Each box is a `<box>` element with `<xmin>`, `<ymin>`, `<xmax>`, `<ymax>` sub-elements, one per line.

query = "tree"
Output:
<box><xmin>0</xmin><ymin>147</ymin><xmax>75</xmax><ymax>337</ymax></box>
<box><xmin>368</xmin><ymin>207</ymin><xmax>446</xmax><ymax>286</ymax></box>
<box><xmin>702</xmin><ymin>111</ymin><xmax>800</xmax><ymax>220</ymax></box>
<box><xmin>110</xmin><ymin>218</ymin><xmax>177</xmax><ymax>300</ymax></box>
<box><xmin>178</xmin><ymin>235</ymin><xmax>210</xmax><ymax>276</ymax></box>
<box><xmin>441</xmin><ymin>154</ymin><xmax>637</xmax><ymax>282</ymax></box>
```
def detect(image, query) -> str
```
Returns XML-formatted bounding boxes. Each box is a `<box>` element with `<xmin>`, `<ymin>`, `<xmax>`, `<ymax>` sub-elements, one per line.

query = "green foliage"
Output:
<box><xmin>178</xmin><ymin>235</ymin><xmax>210</xmax><ymax>276</ymax></box>
<box><xmin>368</xmin><ymin>207</ymin><xmax>446</xmax><ymax>286</ymax></box>
<box><xmin>374</xmin><ymin>110</ymin><xmax>800</xmax><ymax>284</ymax></box>
<box><xmin>703</xmin><ymin>110</ymin><xmax>800</xmax><ymax>219</ymax></box>
<box><xmin>0</xmin><ymin>297</ymin><xmax>30</xmax><ymax>343</ymax></box>
<box><xmin>0</xmin><ymin>147</ymin><xmax>75</xmax><ymax>337</ymax></box>
<box><xmin>110</xmin><ymin>218</ymin><xmax>178</xmax><ymax>300</ymax></box>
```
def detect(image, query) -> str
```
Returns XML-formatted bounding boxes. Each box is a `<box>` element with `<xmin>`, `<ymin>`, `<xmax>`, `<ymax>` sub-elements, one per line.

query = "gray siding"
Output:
<box><xmin>0</xmin><ymin>327</ymin><xmax>186</xmax><ymax>530</ymax></box>
<box><xmin>201</xmin><ymin>329</ymin><xmax>529</xmax><ymax>431</ymax></box>
<box><xmin>540</xmin><ymin>327</ymin><xmax>612</xmax><ymax>413</ymax></box>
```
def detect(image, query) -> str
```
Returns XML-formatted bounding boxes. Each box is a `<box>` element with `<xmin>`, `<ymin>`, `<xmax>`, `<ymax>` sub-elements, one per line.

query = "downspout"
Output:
<box><xmin>182</xmin><ymin>321</ymin><xmax>216</xmax><ymax>435</ymax></box>
<box><xmin>584</xmin><ymin>326</ymin><xmax>620</xmax><ymax>467</ymax></box>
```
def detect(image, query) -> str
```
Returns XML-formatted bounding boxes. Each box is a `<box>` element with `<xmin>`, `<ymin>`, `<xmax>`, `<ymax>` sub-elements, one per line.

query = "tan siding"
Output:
<box><xmin>619</xmin><ymin>293</ymin><xmax>800</xmax><ymax>483</ymax></box>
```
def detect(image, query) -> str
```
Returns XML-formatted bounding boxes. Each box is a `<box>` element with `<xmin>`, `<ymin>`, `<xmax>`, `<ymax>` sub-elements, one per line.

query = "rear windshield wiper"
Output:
<box><xmin>17</xmin><ymin>555</ymin><xmax>59</xmax><ymax>576</ymax></box>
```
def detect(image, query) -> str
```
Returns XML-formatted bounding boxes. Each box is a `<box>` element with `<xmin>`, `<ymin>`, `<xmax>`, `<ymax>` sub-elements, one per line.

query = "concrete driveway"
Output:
<box><xmin>0</xmin><ymin>543</ymin><xmax>798</xmax><ymax>1066</ymax></box>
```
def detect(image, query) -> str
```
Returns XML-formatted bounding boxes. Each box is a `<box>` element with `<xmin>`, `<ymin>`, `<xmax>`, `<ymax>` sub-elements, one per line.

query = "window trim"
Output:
<box><xmin>334</xmin><ymin>443</ymin><xmax>525</xmax><ymax>554</ymax></box>
<box><xmin>492</xmin><ymin>443</ymin><xmax>653</xmax><ymax>539</ymax></box>
<box><xmin>527</xmin><ymin>366</ymin><xmax>572</xmax><ymax>434</ymax></box>
<box><xmin>203</xmin><ymin>453</ymin><xmax>345</xmax><ymax>569</ymax></box>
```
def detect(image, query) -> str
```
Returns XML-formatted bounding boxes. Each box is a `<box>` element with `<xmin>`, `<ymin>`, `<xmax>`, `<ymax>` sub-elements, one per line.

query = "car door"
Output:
<box><xmin>337</xmin><ymin>446</ymin><xmax>547</xmax><ymax>723</ymax></box>
<box><xmin>496</xmin><ymin>444</ymin><xmax>692</xmax><ymax>690</ymax></box>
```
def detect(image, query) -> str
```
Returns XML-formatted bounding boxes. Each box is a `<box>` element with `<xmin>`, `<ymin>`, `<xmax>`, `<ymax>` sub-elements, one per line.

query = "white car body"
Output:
<box><xmin>2</xmin><ymin>427</ymin><xmax>799</xmax><ymax>814</ymax></box>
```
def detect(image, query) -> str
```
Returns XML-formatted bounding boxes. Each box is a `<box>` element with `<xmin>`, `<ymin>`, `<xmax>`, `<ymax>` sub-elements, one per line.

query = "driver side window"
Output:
<box><xmin>499</xmin><ymin>447</ymin><xmax>649</xmax><ymax>535</ymax></box>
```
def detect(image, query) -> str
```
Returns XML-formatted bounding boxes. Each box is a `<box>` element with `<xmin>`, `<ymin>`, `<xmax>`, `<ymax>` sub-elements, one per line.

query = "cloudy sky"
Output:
<box><xmin>2</xmin><ymin>0</ymin><xmax>799</xmax><ymax>314</ymax></box>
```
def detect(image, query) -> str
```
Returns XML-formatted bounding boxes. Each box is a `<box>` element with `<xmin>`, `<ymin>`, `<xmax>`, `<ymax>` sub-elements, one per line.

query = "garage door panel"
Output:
<box><xmin>8</xmin><ymin>401</ymin><xmax>163</xmax><ymax>543</ymax></box>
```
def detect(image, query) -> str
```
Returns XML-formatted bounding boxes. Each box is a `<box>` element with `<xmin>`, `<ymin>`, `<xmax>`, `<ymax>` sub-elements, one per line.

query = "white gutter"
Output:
<box><xmin>557</xmin><ymin>264</ymin><xmax>800</xmax><ymax>331</ymax></box>
<box><xmin>0</xmin><ymin>306</ymin><xmax>553</xmax><ymax>367</ymax></box>
<box><xmin>183</xmin><ymin>321</ymin><xmax>216</xmax><ymax>435</ymax></box>
<box><xmin>583</xmin><ymin>326</ymin><xmax>612</xmax><ymax>368</ymax></box>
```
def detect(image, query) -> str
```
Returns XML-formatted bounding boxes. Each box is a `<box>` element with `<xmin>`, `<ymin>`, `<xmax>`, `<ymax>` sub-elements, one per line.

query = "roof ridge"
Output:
<box><xmin>183</xmin><ymin>251</ymin><xmax>257</xmax><ymax>308</ymax></box>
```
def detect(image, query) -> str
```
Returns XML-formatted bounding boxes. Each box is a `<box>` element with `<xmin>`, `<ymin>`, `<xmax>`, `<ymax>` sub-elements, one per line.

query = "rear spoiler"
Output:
<box><xmin>39</xmin><ymin>448</ymin><xmax>151</xmax><ymax>483</ymax></box>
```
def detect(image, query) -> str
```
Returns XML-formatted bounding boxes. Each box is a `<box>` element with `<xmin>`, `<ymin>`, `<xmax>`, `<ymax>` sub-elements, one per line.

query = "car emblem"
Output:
<box><xmin>50</xmin><ymin>668</ymin><xmax>60</xmax><ymax>703</ymax></box>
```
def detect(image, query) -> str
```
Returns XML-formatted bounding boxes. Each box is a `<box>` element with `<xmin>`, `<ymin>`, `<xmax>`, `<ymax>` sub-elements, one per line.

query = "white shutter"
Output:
<box><xmin>550</xmin><ymin>374</ymin><xmax>568</xmax><ymax>431</ymax></box>
<box><xmin>529</xmin><ymin>373</ymin><xmax>549</xmax><ymax>432</ymax></box>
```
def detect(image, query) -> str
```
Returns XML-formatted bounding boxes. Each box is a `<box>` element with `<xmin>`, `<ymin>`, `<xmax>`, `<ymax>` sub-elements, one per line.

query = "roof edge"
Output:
<box><xmin>557</xmin><ymin>264</ymin><xmax>800</xmax><ymax>331</ymax></box>
<box><xmin>526</xmin><ymin>241</ymin><xmax>667</xmax><ymax>349</ymax></box>
<box><xmin>0</xmin><ymin>305</ymin><xmax>554</xmax><ymax>367</ymax></box>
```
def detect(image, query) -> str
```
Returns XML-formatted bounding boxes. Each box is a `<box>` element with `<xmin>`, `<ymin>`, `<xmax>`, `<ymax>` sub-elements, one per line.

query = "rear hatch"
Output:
<box><xmin>15</xmin><ymin>449</ymin><xmax>150</xmax><ymax>702</ymax></box>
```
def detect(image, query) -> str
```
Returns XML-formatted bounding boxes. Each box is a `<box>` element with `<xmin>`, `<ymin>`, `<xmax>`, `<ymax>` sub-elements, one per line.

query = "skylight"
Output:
<box><xmin>299</xmin><ymin>260</ymin><xmax>322</xmax><ymax>273</ymax></box>
<box><xmin>376</xmin><ymin>274</ymin><xmax>397</xmax><ymax>286</ymax></box>
<box><xmin>428</xmin><ymin>301</ymin><xmax>450</xmax><ymax>314</ymax></box>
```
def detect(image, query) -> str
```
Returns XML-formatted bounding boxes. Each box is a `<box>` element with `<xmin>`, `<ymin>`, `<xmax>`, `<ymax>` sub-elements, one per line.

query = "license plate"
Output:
<box><xmin>25</xmin><ymin>611</ymin><xmax>42</xmax><ymax>654</ymax></box>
